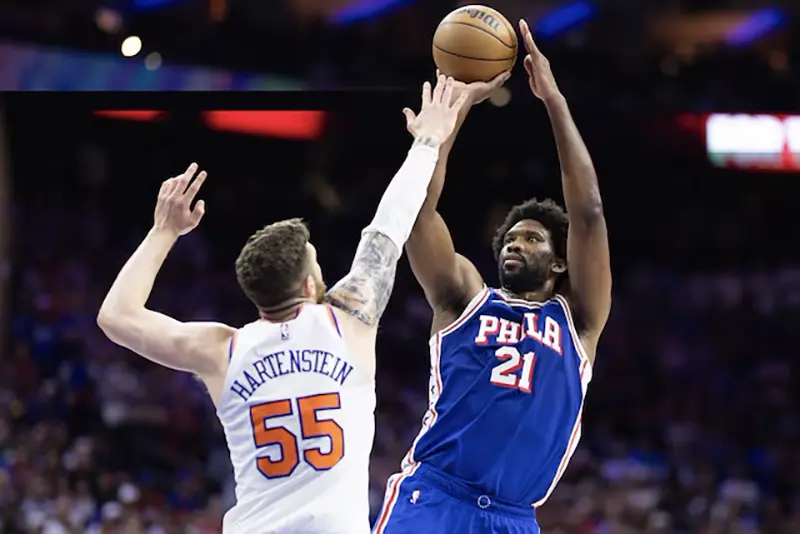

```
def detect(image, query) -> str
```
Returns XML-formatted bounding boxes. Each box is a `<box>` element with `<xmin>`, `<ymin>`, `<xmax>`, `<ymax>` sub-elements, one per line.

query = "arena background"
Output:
<box><xmin>4</xmin><ymin>0</ymin><xmax>800</xmax><ymax>532</ymax></box>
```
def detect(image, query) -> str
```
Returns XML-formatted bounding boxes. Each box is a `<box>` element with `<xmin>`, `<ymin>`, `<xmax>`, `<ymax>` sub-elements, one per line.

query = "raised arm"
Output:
<box><xmin>404</xmin><ymin>72</ymin><xmax>509</xmax><ymax>315</ymax></box>
<box><xmin>326</xmin><ymin>76</ymin><xmax>469</xmax><ymax>327</ymax></box>
<box><xmin>97</xmin><ymin>164</ymin><xmax>233</xmax><ymax>378</ymax></box>
<box><xmin>520</xmin><ymin>20</ymin><xmax>612</xmax><ymax>351</ymax></box>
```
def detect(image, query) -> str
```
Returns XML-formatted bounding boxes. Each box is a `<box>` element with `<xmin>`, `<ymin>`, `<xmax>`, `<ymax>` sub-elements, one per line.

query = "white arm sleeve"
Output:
<box><xmin>361</xmin><ymin>143</ymin><xmax>440</xmax><ymax>253</ymax></box>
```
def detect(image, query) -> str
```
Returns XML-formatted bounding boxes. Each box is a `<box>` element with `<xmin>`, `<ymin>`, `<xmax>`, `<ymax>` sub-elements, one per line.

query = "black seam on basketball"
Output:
<box><xmin>499</xmin><ymin>17</ymin><xmax>519</xmax><ymax>67</ymax></box>
<box><xmin>497</xmin><ymin>15</ymin><xmax>516</xmax><ymax>46</ymax></box>
<box><xmin>433</xmin><ymin>44</ymin><xmax>516</xmax><ymax>62</ymax></box>
<box><xmin>437</xmin><ymin>21</ymin><xmax>515</xmax><ymax>49</ymax></box>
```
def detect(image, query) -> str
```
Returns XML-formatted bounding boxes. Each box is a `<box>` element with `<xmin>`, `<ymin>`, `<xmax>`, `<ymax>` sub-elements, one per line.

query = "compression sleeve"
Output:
<box><xmin>361</xmin><ymin>143</ymin><xmax>439</xmax><ymax>253</ymax></box>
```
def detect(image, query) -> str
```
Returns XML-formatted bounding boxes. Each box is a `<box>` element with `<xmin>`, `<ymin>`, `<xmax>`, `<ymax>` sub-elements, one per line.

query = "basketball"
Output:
<box><xmin>432</xmin><ymin>5</ymin><xmax>518</xmax><ymax>84</ymax></box>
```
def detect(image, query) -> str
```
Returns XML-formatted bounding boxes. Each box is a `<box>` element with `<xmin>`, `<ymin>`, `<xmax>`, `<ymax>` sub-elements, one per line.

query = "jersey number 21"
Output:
<box><xmin>490</xmin><ymin>347</ymin><xmax>536</xmax><ymax>393</ymax></box>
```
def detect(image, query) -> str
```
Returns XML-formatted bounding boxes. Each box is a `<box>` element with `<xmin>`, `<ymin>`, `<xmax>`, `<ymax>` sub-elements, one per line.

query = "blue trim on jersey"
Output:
<box><xmin>329</xmin><ymin>306</ymin><xmax>342</xmax><ymax>337</ymax></box>
<box><xmin>228</xmin><ymin>332</ymin><xmax>236</xmax><ymax>362</ymax></box>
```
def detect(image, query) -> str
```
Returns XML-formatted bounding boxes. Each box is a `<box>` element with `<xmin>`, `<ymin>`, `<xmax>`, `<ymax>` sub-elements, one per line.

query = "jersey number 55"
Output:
<box><xmin>249</xmin><ymin>393</ymin><xmax>344</xmax><ymax>479</ymax></box>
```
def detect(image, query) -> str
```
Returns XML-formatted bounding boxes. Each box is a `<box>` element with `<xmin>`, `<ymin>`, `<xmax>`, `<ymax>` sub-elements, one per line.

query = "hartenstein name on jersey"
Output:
<box><xmin>474</xmin><ymin>312</ymin><xmax>563</xmax><ymax>352</ymax></box>
<box><xmin>230</xmin><ymin>349</ymin><xmax>354</xmax><ymax>402</ymax></box>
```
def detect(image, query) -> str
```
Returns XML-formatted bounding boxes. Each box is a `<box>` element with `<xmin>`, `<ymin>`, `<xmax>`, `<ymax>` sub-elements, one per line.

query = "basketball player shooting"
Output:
<box><xmin>374</xmin><ymin>21</ymin><xmax>611</xmax><ymax>534</ymax></box>
<box><xmin>97</xmin><ymin>76</ymin><xmax>468</xmax><ymax>534</ymax></box>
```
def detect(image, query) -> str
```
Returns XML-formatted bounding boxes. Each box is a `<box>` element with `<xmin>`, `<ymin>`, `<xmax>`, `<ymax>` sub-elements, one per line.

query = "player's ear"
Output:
<box><xmin>551</xmin><ymin>258</ymin><xmax>567</xmax><ymax>274</ymax></box>
<box><xmin>301</xmin><ymin>274</ymin><xmax>316</xmax><ymax>299</ymax></box>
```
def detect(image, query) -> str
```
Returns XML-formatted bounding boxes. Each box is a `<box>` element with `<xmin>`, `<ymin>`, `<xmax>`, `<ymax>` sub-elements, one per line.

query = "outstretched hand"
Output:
<box><xmin>403</xmin><ymin>71</ymin><xmax>510</xmax><ymax>141</ymax></box>
<box><xmin>402</xmin><ymin>75</ymin><xmax>470</xmax><ymax>147</ymax></box>
<box><xmin>153</xmin><ymin>163</ymin><xmax>207</xmax><ymax>237</ymax></box>
<box><xmin>436</xmin><ymin>69</ymin><xmax>511</xmax><ymax>106</ymax></box>
<box><xmin>519</xmin><ymin>19</ymin><xmax>561</xmax><ymax>102</ymax></box>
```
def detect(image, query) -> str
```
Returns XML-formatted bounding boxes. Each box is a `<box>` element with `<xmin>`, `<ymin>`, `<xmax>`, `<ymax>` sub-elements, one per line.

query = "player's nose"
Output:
<box><xmin>505</xmin><ymin>241</ymin><xmax>522</xmax><ymax>255</ymax></box>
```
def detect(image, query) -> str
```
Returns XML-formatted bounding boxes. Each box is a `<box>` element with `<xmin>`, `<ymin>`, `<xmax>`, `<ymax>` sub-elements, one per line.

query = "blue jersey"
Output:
<box><xmin>400</xmin><ymin>287</ymin><xmax>592</xmax><ymax>508</ymax></box>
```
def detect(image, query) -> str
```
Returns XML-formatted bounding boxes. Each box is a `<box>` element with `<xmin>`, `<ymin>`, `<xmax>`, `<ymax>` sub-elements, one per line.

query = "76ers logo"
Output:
<box><xmin>427</xmin><ymin>372</ymin><xmax>440</xmax><ymax>406</ymax></box>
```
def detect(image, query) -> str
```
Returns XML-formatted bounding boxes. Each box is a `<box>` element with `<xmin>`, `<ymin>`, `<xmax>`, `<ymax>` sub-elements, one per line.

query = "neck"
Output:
<box><xmin>259</xmin><ymin>297</ymin><xmax>314</xmax><ymax>322</ymax></box>
<box><xmin>500</xmin><ymin>280</ymin><xmax>555</xmax><ymax>303</ymax></box>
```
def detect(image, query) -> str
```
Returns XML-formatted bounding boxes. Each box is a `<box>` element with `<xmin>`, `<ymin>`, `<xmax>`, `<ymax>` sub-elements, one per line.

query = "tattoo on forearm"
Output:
<box><xmin>324</xmin><ymin>232</ymin><xmax>401</xmax><ymax>326</ymax></box>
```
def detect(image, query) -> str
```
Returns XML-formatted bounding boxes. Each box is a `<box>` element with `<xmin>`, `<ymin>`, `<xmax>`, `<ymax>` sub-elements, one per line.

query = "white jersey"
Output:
<box><xmin>216</xmin><ymin>304</ymin><xmax>376</xmax><ymax>534</ymax></box>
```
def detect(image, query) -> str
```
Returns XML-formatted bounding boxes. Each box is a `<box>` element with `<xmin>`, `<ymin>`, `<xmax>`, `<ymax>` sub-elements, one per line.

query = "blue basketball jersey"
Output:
<box><xmin>400</xmin><ymin>287</ymin><xmax>592</xmax><ymax>508</ymax></box>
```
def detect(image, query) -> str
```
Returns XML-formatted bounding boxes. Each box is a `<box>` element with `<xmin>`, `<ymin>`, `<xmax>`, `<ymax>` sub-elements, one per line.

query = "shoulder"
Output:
<box><xmin>178</xmin><ymin>321</ymin><xmax>236</xmax><ymax>377</ymax></box>
<box><xmin>431</xmin><ymin>255</ymin><xmax>485</xmax><ymax>317</ymax></box>
<box><xmin>325</xmin><ymin>303</ymin><xmax>376</xmax><ymax>340</ymax></box>
<box><xmin>322</xmin><ymin>304</ymin><xmax>377</xmax><ymax>377</ymax></box>
<box><xmin>553</xmin><ymin>291</ymin><xmax>599</xmax><ymax>361</ymax></box>
<box><xmin>178</xmin><ymin>321</ymin><xmax>236</xmax><ymax>348</ymax></box>
<box><xmin>431</xmin><ymin>286</ymin><xmax>493</xmax><ymax>335</ymax></box>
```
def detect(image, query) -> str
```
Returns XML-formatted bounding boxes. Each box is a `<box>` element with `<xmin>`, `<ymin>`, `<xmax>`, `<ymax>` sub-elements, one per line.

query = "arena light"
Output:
<box><xmin>144</xmin><ymin>52</ymin><xmax>162</xmax><ymax>70</ymax></box>
<box><xmin>534</xmin><ymin>1</ymin><xmax>596</xmax><ymax>39</ymax></box>
<box><xmin>202</xmin><ymin>111</ymin><xmax>326</xmax><ymax>140</ymax></box>
<box><xmin>90</xmin><ymin>111</ymin><xmax>325</xmax><ymax>140</ymax></box>
<box><xmin>329</xmin><ymin>0</ymin><xmax>417</xmax><ymax>26</ymax></box>
<box><xmin>93</xmin><ymin>110</ymin><xmax>165</xmax><ymax>121</ymax></box>
<box><xmin>726</xmin><ymin>8</ymin><xmax>785</xmax><ymax>47</ymax></box>
<box><xmin>120</xmin><ymin>36</ymin><xmax>142</xmax><ymax>57</ymax></box>
<box><xmin>132</xmin><ymin>0</ymin><xmax>182</xmax><ymax>11</ymax></box>
<box><xmin>95</xmin><ymin>8</ymin><xmax>122</xmax><ymax>33</ymax></box>
<box><xmin>705</xmin><ymin>113</ymin><xmax>800</xmax><ymax>172</ymax></box>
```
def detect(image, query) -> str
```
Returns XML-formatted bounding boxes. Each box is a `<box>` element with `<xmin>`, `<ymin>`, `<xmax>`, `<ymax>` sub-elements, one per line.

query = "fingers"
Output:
<box><xmin>402</xmin><ymin>107</ymin><xmax>417</xmax><ymax>131</ymax></box>
<box><xmin>524</xmin><ymin>55</ymin><xmax>534</xmax><ymax>75</ymax></box>
<box><xmin>490</xmin><ymin>71</ymin><xmax>512</xmax><ymax>89</ymax></box>
<box><xmin>441</xmin><ymin>77</ymin><xmax>455</xmax><ymax>108</ymax></box>
<box><xmin>192</xmin><ymin>199</ymin><xmax>206</xmax><ymax>221</ymax></box>
<box><xmin>185</xmin><ymin>170</ymin><xmax>207</xmax><ymax>203</ymax></box>
<box><xmin>172</xmin><ymin>162</ymin><xmax>198</xmax><ymax>196</ymax></box>
<box><xmin>519</xmin><ymin>18</ymin><xmax>530</xmax><ymax>40</ymax></box>
<box><xmin>431</xmin><ymin>74</ymin><xmax>446</xmax><ymax>104</ymax></box>
<box><xmin>421</xmin><ymin>81</ymin><xmax>432</xmax><ymax>107</ymax></box>
<box><xmin>158</xmin><ymin>178</ymin><xmax>173</xmax><ymax>198</ymax></box>
<box><xmin>450</xmin><ymin>91</ymin><xmax>470</xmax><ymax>113</ymax></box>
<box><xmin>162</xmin><ymin>163</ymin><xmax>207</xmax><ymax>209</ymax></box>
<box><xmin>164</xmin><ymin>177</ymin><xmax>182</xmax><ymax>199</ymax></box>
<box><xmin>518</xmin><ymin>19</ymin><xmax>539</xmax><ymax>56</ymax></box>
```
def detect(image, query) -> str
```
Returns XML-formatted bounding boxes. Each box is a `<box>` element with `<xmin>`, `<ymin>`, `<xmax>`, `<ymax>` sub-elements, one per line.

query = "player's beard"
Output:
<box><xmin>498</xmin><ymin>259</ymin><xmax>550</xmax><ymax>296</ymax></box>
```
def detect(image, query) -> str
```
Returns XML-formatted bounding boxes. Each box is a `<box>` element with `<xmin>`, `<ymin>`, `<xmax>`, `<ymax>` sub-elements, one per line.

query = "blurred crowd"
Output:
<box><xmin>2</xmin><ymin>0</ymin><xmax>800</xmax><ymax>531</ymax></box>
<box><xmin>4</xmin><ymin>98</ymin><xmax>800</xmax><ymax>534</ymax></box>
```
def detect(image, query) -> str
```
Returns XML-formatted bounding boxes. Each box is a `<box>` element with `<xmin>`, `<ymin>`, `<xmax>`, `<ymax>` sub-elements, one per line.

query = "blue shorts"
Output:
<box><xmin>373</xmin><ymin>464</ymin><xmax>540</xmax><ymax>534</ymax></box>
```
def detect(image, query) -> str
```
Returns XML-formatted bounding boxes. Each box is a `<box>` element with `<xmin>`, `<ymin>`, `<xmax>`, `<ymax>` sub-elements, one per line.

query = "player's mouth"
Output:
<box><xmin>503</xmin><ymin>254</ymin><xmax>524</xmax><ymax>268</ymax></box>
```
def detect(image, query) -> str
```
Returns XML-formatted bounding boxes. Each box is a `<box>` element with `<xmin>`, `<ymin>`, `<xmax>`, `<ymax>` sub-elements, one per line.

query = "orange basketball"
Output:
<box><xmin>432</xmin><ymin>5</ymin><xmax>518</xmax><ymax>83</ymax></box>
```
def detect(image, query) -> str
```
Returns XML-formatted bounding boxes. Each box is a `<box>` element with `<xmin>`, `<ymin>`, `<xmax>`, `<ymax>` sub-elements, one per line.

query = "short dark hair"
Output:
<box><xmin>491</xmin><ymin>198</ymin><xmax>569</xmax><ymax>262</ymax></box>
<box><xmin>235</xmin><ymin>218</ymin><xmax>310</xmax><ymax>309</ymax></box>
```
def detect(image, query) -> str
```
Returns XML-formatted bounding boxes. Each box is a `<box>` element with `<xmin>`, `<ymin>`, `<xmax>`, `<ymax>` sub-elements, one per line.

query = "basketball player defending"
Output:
<box><xmin>375</xmin><ymin>21</ymin><xmax>611</xmax><ymax>534</ymax></box>
<box><xmin>97</xmin><ymin>76</ymin><xmax>468</xmax><ymax>534</ymax></box>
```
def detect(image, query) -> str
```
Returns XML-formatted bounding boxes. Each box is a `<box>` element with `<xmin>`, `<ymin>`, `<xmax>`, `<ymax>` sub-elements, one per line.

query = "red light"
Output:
<box><xmin>94</xmin><ymin>110</ymin><xmax>165</xmax><ymax>121</ymax></box>
<box><xmin>202</xmin><ymin>111</ymin><xmax>326</xmax><ymax>140</ymax></box>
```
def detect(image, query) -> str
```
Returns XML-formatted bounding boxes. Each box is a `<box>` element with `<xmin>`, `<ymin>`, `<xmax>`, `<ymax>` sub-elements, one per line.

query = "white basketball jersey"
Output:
<box><xmin>216</xmin><ymin>304</ymin><xmax>376</xmax><ymax>534</ymax></box>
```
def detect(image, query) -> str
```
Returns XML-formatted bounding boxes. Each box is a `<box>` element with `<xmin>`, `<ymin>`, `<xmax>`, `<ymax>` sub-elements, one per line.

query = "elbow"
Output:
<box><xmin>408</xmin><ymin>208</ymin><xmax>440</xmax><ymax>245</ymax></box>
<box><xmin>96</xmin><ymin>308</ymin><xmax>119</xmax><ymax>338</ymax></box>
<box><xmin>571</xmin><ymin>202</ymin><xmax>605</xmax><ymax>231</ymax></box>
<box><xmin>96</xmin><ymin>303</ymin><xmax>132</xmax><ymax>341</ymax></box>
